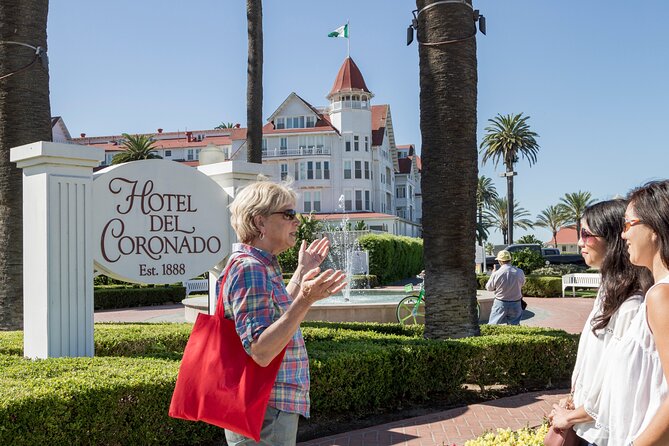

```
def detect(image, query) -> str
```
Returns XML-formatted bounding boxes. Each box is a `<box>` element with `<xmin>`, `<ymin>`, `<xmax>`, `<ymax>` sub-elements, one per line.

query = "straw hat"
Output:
<box><xmin>495</xmin><ymin>250</ymin><xmax>512</xmax><ymax>262</ymax></box>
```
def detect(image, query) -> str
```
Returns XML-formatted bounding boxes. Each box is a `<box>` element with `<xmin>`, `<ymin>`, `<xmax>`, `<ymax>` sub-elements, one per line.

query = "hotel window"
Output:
<box><xmin>105</xmin><ymin>153</ymin><xmax>114</xmax><ymax>165</ymax></box>
<box><xmin>354</xmin><ymin>161</ymin><xmax>362</xmax><ymax>179</ymax></box>
<box><xmin>364</xmin><ymin>161</ymin><xmax>370</xmax><ymax>179</ymax></box>
<box><xmin>275</xmin><ymin>117</ymin><xmax>285</xmax><ymax>129</ymax></box>
<box><xmin>364</xmin><ymin>136</ymin><xmax>369</xmax><ymax>151</ymax></box>
<box><xmin>324</xmin><ymin>161</ymin><xmax>330</xmax><ymax>179</ymax></box>
<box><xmin>280</xmin><ymin>163</ymin><xmax>288</xmax><ymax>181</ymax></box>
<box><xmin>315</xmin><ymin>161</ymin><xmax>323</xmax><ymax>180</ymax></box>
<box><xmin>409</xmin><ymin>185</ymin><xmax>413</xmax><ymax>199</ymax></box>
<box><xmin>355</xmin><ymin>190</ymin><xmax>363</xmax><ymax>211</ymax></box>
<box><xmin>386</xmin><ymin>167</ymin><xmax>392</xmax><ymax>185</ymax></box>
<box><xmin>313</xmin><ymin>191</ymin><xmax>321</xmax><ymax>212</ymax></box>
<box><xmin>294</xmin><ymin>162</ymin><xmax>300</xmax><ymax>180</ymax></box>
<box><xmin>187</xmin><ymin>149</ymin><xmax>194</xmax><ymax>160</ymax></box>
<box><xmin>299</xmin><ymin>162</ymin><xmax>307</xmax><ymax>181</ymax></box>
<box><xmin>262</xmin><ymin>139</ymin><xmax>267</xmax><ymax>150</ymax></box>
<box><xmin>344</xmin><ymin>190</ymin><xmax>352</xmax><ymax>211</ymax></box>
<box><xmin>354</xmin><ymin>135</ymin><xmax>359</xmax><ymax>151</ymax></box>
<box><xmin>164</xmin><ymin>150</ymin><xmax>172</xmax><ymax>157</ymax></box>
<box><xmin>396</xmin><ymin>186</ymin><xmax>406</xmax><ymax>198</ymax></box>
<box><xmin>306</xmin><ymin>116</ymin><xmax>316</xmax><ymax>128</ymax></box>
<box><xmin>286</xmin><ymin>116</ymin><xmax>305</xmax><ymax>129</ymax></box>
<box><xmin>344</xmin><ymin>160</ymin><xmax>352</xmax><ymax>179</ymax></box>
<box><xmin>303</xmin><ymin>191</ymin><xmax>312</xmax><ymax>213</ymax></box>
<box><xmin>307</xmin><ymin>161</ymin><xmax>314</xmax><ymax>179</ymax></box>
<box><xmin>365</xmin><ymin>190</ymin><xmax>371</xmax><ymax>210</ymax></box>
<box><xmin>196</xmin><ymin>149</ymin><xmax>201</xmax><ymax>160</ymax></box>
<box><xmin>345</xmin><ymin>135</ymin><xmax>351</xmax><ymax>152</ymax></box>
<box><xmin>280</xmin><ymin>137</ymin><xmax>288</xmax><ymax>150</ymax></box>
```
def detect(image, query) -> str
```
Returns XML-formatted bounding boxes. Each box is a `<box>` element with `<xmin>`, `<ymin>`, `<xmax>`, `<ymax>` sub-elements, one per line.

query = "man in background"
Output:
<box><xmin>485</xmin><ymin>250</ymin><xmax>526</xmax><ymax>325</ymax></box>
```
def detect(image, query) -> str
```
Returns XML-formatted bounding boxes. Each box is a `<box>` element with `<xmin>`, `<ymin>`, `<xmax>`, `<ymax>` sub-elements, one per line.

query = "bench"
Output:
<box><xmin>561</xmin><ymin>273</ymin><xmax>601</xmax><ymax>297</ymax></box>
<box><xmin>183</xmin><ymin>278</ymin><xmax>209</xmax><ymax>297</ymax></box>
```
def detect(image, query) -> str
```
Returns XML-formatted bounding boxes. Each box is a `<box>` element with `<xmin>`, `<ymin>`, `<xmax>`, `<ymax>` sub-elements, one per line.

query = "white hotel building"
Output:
<box><xmin>58</xmin><ymin>57</ymin><xmax>422</xmax><ymax>237</ymax></box>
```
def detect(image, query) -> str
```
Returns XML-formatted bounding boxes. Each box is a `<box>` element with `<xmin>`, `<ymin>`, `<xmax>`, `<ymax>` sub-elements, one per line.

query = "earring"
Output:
<box><xmin>259</xmin><ymin>232</ymin><xmax>265</xmax><ymax>240</ymax></box>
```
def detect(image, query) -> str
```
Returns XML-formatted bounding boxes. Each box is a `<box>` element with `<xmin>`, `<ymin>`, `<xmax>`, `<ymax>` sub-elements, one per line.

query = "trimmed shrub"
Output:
<box><xmin>94</xmin><ymin>286</ymin><xmax>186</xmax><ymax>310</ymax></box>
<box><xmin>357</xmin><ymin>234</ymin><xmax>423</xmax><ymax>284</ymax></box>
<box><xmin>465</xmin><ymin>424</ymin><xmax>549</xmax><ymax>446</ymax></box>
<box><xmin>476</xmin><ymin>275</ymin><xmax>562</xmax><ymax>297</ymax></box>
<box><xmin>0</xmin><ymin>323</ymin><xmax>577</xmax><ymax>444</ymax></box>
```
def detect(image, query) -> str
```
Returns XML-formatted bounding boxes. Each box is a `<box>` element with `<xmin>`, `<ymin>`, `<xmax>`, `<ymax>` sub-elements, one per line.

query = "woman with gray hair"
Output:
<box><xmin>220</xmin><ymin>180</ymin><xmax>346</xmax><ymax>446</ymax></box>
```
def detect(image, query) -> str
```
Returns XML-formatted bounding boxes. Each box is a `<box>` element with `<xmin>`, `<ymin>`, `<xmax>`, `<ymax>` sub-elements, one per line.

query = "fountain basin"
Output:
<box><xmin>182</xmin><ymin>290</ymin><xmax>494</xmax><ymax>324</ymax></box>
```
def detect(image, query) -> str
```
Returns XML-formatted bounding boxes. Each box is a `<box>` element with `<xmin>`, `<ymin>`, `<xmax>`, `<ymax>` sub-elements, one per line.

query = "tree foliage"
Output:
<box><xmin>111</xmin><ymin>134</ymin><xmax>162</xmax><ymax>164</ymax></box>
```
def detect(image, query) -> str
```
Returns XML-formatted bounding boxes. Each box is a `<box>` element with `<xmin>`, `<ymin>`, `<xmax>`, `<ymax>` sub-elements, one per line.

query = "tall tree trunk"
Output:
<box><xmin>506</xmin><ymin>167</ymin><xmax>514</xmax><ymax>244</ymax></box>
<box><xmin>553</xmin><ymin>230</ymin><xmax>558</xmax><ymax>248</ymax></box>
<box><xmin>417</xmin><ymin>0</ymin><xmax>479</xmax><ymax>339</ymax></box>
<box><xmin>477</xmin><ymin>204</ymin><xmax>482</xmax><ymax>246</ymax></box>
<box><xmin>246</xmin><ymin>0</ymin><xmax>263</xmax><ymax>164</ymax></box>
<box><xmin>0</xmin><ymin>0</ymin><xmax>51</xmax><ymax>330</ymax></box>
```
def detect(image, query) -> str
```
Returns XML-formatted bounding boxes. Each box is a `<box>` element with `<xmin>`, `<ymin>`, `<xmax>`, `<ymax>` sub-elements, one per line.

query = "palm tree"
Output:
<box><xmin>0</xmin><ymin>0</ymin><xmax>51</xmax><ymax>330</ymax></box>
<box><xmin>416</xmin><ymin>0</ymin><xmax>479</xmax><ymax>339</ymax></box>
<box><xmin>246</xmin><ymin>0</ymin><xmax>263</xmax><ymax>164</ymax></box>
<box><xmin>480</xmin><ymin>113</ymin><xmax>540</xmax><ymax>245</ymax></box>
<box><xmin>476</xmin><ymin>176</ymin><xmax>498</xmax><ymax>246</ymax></box>
<box><xmin>559</xmin><ymin>191</ymin><xmax>595</xmax><ymax>252</ymax></box>
<box><xmin>214</xmin><ymin>122</ymin><xmax>235</xmax><ymax>129</ymax></box>
<box><xmin>111</xmin><ymin>134</ymin><xmax>162</xmax><ymax>164</ymax></box>
<box><xmin>535</xmin><ymin>205</ymin><xmax>567</xmax><ymax>248</ymax></box>
<box><xmin>488</xmin><ymin>197</ymin><xmax>534</xmax><ymax>245</ymax></box>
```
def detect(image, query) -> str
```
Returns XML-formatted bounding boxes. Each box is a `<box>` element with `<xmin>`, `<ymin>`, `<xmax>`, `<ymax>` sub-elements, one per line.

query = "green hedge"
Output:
<box><xmin>94</xmin><ymin>286</ymin><xmax>186</xmax><ymax>310</ymax></box>
<box><xmin>0</xmin><ymin>323</ymin><xmax>577</xmax><ymax>445</ymax></box>
<box><xmin>357</xmin><ymin>234</ymin><xmax>423</xmax><ymax>284</ymax></box>
<box><xmin>476</xmin><ymin>275</ymin><xmax>562</xmax><ymax>297</ymax></box>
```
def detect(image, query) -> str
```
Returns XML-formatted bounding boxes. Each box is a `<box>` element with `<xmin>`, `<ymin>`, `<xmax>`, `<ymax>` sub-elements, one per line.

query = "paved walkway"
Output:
<box><xmin>94</xmin><ymin>295</ymin><xmax>594</xmax><ymax>445</ymax></box>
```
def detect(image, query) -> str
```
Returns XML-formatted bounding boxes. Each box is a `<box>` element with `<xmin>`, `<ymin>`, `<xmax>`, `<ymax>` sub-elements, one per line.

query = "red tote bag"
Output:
<box><xmin>169</xmin><ymin>261</ymin><xmax>286</xmax><ymax>441</ymax></box>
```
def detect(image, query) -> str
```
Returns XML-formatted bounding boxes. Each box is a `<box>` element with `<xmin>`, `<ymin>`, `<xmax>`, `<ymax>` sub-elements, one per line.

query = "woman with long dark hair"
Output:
<box><xmin>550</xmin><ymin>199</ymin><xmax>653</xmax><ymax>445</ymax></box>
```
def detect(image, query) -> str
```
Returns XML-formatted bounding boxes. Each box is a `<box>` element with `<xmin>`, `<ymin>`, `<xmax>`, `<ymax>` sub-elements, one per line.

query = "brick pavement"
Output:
<box><xmin>297</xmin><ymin>389</ymin><xmax>567</xmax><ymax>446</ymax></box>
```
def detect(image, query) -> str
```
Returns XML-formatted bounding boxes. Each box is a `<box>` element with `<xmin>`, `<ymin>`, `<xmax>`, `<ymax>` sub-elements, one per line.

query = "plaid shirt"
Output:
<box><xmin>219</xmin><ymin>243</ymin><xmax>310</xmax><ymax>417</ymax></box>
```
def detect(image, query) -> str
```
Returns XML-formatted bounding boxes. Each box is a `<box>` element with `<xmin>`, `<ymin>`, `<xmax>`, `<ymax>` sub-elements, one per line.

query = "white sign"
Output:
<box><xmin>93</xmin><ymin>160</ymin><xmax>229</xmax><ymax>284</ymax></box>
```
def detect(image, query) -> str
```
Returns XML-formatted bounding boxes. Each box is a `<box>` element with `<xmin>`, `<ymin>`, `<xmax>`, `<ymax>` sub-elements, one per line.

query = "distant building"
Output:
<box><xmin>546</xmin><ymin>227</ymin><xmax>578</xmax><ymax>253</ymax></box>
<box><xmin>55</xmin><ymin>58</ymin><xmax>421</xmax><ymax>237</ymax></box>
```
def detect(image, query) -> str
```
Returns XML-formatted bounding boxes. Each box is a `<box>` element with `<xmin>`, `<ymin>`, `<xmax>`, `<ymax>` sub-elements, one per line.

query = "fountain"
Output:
<box><xmin>322</xmin><ymin>195</ymin><xmax>369</xmax><ymax>300</ymax></box>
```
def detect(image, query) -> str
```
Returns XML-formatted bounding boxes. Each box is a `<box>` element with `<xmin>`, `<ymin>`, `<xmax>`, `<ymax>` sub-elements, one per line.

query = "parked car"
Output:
<box><xmin>485</xmin><ymin>243</ymin><xmax>585</xmax><ymax>271</ymax></box>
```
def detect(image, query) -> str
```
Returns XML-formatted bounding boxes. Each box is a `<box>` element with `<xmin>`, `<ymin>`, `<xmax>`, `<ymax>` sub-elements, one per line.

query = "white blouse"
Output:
<box><xmin>584</xmin><ymin>275</ymin><xmax>669</xmax><ymax>446</ymax></box>
<box><xmin>572</xmin><ymin>290</ymin><xmax>643</xmax><ymax>445</ymax></box>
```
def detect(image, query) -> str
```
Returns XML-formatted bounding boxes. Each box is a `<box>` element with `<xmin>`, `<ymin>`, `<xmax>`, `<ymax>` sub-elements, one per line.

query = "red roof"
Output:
<box><xmin>328</xmin><ymin>57</ymin><xmax>371</xmax><ymax>98</ymax></box>
<box><xmin>547</xmin><ymin>227</ymin><xmax>578</xmax><ymax>244</ymax></box>
<box><xmin>87</xmin><ymin>135</ymin><xmax>233</xmax><ymax>153</ymax></box>
<box><xmin>371</xmin><ymin>105</ymin><xmax>388</xmax><ymax>146</ymax></box>
<box><xmin>398</xmin><ymin>158</ymin><xmax>412</xmax><ymax>174</ymax></box>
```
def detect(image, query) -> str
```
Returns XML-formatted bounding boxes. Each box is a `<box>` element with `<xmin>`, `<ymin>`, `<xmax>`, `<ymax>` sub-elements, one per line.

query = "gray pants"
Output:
<box><xmin>224</xmin><ymin>406</ymin><xmax>300</xmax><ymax>446</ymax></box>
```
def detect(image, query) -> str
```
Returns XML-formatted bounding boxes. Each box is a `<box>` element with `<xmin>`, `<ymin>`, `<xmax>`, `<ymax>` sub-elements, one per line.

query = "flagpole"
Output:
<box><xmin>347</xmin><ymin>20</ymin><xmax>350</xmax><ymax>58</ymax></box>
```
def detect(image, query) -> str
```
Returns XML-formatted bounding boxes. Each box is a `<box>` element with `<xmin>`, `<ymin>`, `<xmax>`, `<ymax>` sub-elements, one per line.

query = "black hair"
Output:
<box><xmin>627</xmin><ymin>180</ymin><xmax>669</xmax><ymax>272</ymax></box>
<box><xmin>584</xmin><ymin>199</ymin><xmax>653</xmax><ymax>333</ymax></box>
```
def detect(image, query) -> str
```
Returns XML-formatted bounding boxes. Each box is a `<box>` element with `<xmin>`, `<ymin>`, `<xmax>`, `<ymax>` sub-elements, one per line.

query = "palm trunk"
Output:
<box><xmin>506</xmin><ymin>167</ymin><xmax>514</xmax><ymax>244</ymax></box>
<box><xmin>246</xmin><ymin>0</ymin><xmax>263</xmax><ymax>164</ymax></box>
<box><xmin>417</xmin><ymin>0</ymin><xmax>479</xmax><ymax>339</ymax></box>
<box><xmin>553</xmin><ymin>230</ymin><xmax>558</xmax><ymax>248</ymax></box>
<box><xmin>477</xmin><ymin>204</ymin><xmax>483</xmax><ymax>246</ymax></box>
<box><xmin>0</xmin><ymin>0</ymin><xmax>52</xmax><ymax>330</ymax></box>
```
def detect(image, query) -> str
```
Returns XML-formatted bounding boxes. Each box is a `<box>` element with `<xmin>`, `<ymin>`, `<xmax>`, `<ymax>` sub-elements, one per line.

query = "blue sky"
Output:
<box><xmin>48</xmin><ymin>1</ymin><xmax>669</xmax><ymax>244</ymax></box>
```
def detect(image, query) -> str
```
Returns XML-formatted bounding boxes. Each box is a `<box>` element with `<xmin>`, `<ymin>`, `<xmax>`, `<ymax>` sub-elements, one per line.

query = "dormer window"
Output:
<box><xmin>275</xmin><ymin>117</ymin><xmax>285</xmax><ymax>129</ymax></box>
<box><xmin>306</xmin><ymin>116</ymin><xmax>316</xmax><ymax>128</ymax></box>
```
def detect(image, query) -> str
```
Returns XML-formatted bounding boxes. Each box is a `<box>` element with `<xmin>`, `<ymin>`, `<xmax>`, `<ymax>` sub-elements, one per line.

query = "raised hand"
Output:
<box><xmin>300</xmin><ymin>267</ymin><xmax>347</xmax><ymax>303</ymax></box>
<box><xmin>297</xmin><ymin>237</ymin><xmax>330</xmax><ymax>272</ymax></box>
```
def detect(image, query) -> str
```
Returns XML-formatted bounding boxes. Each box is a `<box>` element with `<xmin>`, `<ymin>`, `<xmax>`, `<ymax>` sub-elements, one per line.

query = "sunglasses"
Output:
<box><xmin>271</xmin><ymin>209</ymin><xmax>298</xmax><ymax>221</ymax></box>
<box><xmin>580</xmin><ymin>228</ymin><xmax>600</xmax><ymax>244</ymax></box>
<box><xmin>623</xmin><ymin>218</ymin><xmax>644</xmax><ymax>233</ymax></box>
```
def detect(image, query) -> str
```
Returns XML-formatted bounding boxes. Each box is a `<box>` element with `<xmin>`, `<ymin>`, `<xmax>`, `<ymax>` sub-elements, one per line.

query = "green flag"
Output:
<box><xmin>328</xmin><ymin>23</ymin><xmax>349</xmax><ymax>38</ymax></box>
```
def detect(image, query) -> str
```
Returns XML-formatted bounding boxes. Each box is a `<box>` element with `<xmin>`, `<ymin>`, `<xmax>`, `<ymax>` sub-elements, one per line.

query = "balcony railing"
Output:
<box><xmin>262</xmin><ymin>146</ymin><xmax>331</xmax><ymax>158</ymax></box>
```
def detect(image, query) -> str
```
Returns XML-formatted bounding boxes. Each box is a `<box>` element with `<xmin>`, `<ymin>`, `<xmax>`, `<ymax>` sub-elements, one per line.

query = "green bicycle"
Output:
<box><xmin>396</xmin><ymin>275</ymin><xmax>481</xmax><ymax>325</ymax></box>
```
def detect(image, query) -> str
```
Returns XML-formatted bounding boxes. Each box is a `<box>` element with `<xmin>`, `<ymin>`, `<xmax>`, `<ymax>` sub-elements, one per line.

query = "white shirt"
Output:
<box><xmin>572</xmin><ymin>290</ymin><xmax>643</xmax><ymax>445</ymax></box>
<box><xmin>485</xmin><ymin>264</ymin><xmax>525</xmax><ymax>301</ymax></box>
<box><xmin>584</xmin><ymin>275</ymin><xmax>669</xmax><ymax>446</ymax></box>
